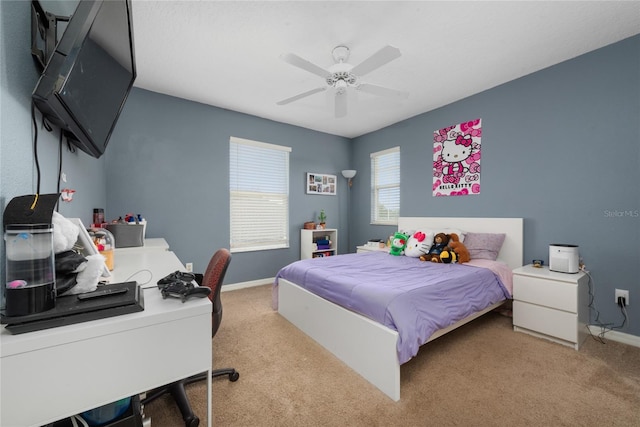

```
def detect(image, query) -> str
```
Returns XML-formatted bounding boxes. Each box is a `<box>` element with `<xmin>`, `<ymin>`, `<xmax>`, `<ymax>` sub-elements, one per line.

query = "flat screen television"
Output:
<box><xmin>32</xmin><ymin>0</ymin><xmax>136</xmax><ymax>158</ymax></box>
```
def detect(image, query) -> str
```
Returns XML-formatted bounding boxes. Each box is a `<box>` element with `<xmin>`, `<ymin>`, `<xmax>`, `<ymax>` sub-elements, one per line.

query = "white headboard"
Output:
<box><xmin>397</xmin><ymin>217</ymin><xmax>523</xmax><ymax>270</ymax></box>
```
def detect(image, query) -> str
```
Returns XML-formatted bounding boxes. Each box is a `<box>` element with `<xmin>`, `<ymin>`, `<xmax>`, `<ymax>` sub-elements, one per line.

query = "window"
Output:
<box><xmin>229</xmin><ymin>137</ymin><xmax>291</xmax><ymax>252</ymax></box>
<box><xmin>370</xmin><ymin>146</ymin><xmax>400</xmax><ymax>225</ymax></box>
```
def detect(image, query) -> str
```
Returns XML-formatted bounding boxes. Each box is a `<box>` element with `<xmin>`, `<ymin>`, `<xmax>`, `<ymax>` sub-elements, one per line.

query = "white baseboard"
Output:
<box><xmin>587</xmin><ymin>325</ymin><xmax>640</xmax><ymax>348</ymax></box>
<box><xmin>222</xmin><ymin>277</ymin><xmax>274</xmax><ymax>292</ymax></box>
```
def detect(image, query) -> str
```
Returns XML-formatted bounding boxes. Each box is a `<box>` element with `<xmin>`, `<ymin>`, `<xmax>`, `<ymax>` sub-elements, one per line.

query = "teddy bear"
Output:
<box><xmin>420</xmin><ymin>232</ymin><xmax>451</xmax><ymax>262</ymax></box>
<box><xmin>448</xmin><ymin>233</ymin><xmax>471</xmax><ymax>264</ymax></box>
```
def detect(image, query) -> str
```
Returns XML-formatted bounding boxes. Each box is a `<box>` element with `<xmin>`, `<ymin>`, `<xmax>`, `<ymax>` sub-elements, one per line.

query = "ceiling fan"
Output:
<box><xmin>276</xmin><ymin>45</ymin><xmax>409</xmax><ymax>118</ymax></box>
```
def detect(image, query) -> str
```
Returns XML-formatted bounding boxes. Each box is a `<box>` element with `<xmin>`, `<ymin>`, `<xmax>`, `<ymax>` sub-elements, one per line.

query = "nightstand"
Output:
<box><xmin>356</xmin><ymin>245</ymin><xmax>389</xmax><ymax>253</ymax></box>
<box><xmin>512</xmin><ymin>264</ymin><xmax>589</xmax><ymax>350</ymax></box>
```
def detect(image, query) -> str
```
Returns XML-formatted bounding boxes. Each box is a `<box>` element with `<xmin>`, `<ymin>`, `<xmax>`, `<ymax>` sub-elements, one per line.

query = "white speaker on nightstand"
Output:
<box><xmin>549</xmin><ymin>244</ymin><xmax>580</xmax><ymax>273</ymax></box>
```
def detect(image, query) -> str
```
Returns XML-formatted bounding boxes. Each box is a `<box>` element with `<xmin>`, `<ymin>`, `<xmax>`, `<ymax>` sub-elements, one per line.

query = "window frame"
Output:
<box><xmin>370</xmin><ymin>146</ymin><xmax>400</xmax><ymax>226</ymax></box>
<box><xmin>229</xmin><ymin>136</ymin><xmax>291</xmax><ymax>253</ymax></box>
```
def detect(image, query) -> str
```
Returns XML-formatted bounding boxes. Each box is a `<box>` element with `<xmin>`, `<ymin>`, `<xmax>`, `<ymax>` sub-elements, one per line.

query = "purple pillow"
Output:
<box><xmin>463</xmin><ymin>232</ymin><xmax>506</xmax><ymax>261</ymax></box>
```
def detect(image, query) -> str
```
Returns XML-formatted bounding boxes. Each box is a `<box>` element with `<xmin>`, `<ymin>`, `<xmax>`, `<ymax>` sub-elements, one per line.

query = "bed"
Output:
<box><xmin>274</xmin><ymin>217</ymin><xmax>523</xmax><ymax>401</ymax></box>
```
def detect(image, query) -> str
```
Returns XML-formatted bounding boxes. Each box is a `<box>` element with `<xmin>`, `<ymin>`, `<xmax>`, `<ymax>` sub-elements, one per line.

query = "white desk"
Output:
<box><xmin>110</xmin><ymin>249</ymin><xmax>186</xmax><ymax>288</ymax></box>
<box><xmin>0</xmin><ymin>245</ymin><xmax>212</xmax><ymax>427</ymax></box>
<box><xmin>114</xmin><ymin>238</ymin><xmax>170</xmax><ymax>254</ymax></box>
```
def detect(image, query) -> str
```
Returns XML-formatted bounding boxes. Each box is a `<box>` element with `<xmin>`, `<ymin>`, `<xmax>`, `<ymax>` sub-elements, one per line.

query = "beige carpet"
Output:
<box><xmin>144</xmin><ymin>285</ymin><xmax>640</xmax><ymax>426</ymax></box>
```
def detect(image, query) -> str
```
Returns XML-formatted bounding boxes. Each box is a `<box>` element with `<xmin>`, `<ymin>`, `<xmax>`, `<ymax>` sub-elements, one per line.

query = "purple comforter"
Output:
<box><xmin>275</xmin><ymin>252</ymin><xmax>510</xmax><ymax>364</ymax></box>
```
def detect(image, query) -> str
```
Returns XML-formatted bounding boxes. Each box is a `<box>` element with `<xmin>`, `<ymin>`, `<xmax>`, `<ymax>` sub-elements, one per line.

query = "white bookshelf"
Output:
<box><xmin>301</xmin><ymin>228</ymin><xmax>338</xmax><ymax>259</ymax></box>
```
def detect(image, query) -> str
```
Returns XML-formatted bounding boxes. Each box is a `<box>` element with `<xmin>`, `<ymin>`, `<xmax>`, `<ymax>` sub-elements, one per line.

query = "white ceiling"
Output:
<box><xmin>130</xmin><ymin>1</ymin><xmax>640</xmax><ymax>138</ymax></box>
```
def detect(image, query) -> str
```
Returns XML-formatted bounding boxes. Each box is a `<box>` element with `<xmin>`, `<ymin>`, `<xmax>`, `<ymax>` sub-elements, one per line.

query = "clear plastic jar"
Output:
<box><xmin>90</xmin><ymin>228</ymin><xmax>115</xmax><ymax>271</ymax></box>
<box><xmin>4</xmin><ymin>224</ymin><xmax>55</xmax><ymax>316</ymax></box>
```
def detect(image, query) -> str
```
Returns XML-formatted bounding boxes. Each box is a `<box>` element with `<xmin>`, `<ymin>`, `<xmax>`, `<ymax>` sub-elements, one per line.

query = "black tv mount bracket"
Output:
<box><xmin>30</xmin><ymin>0</ymin><xmax>70</xmax><ymax>70</ymax></box>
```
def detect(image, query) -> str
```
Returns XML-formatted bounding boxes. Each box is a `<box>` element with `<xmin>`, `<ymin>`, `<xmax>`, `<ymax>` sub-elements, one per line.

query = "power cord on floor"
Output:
<box><xmin>585</xmin><ymin>270</ymin><xmax>629</xmax><ymax>343</ymax></box>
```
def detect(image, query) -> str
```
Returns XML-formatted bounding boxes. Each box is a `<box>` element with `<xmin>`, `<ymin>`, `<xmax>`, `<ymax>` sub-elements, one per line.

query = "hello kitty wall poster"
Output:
<box><xmin>433</xmin><ymin>118</ymin><xmax>482</xmax><ymax>197</ymax></box>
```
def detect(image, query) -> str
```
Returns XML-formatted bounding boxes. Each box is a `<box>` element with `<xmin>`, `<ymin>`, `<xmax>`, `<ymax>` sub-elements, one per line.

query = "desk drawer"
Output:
<box><xmin>513</xmin><ymin>301</ymin><xmax>578</xmax><ymax>343</ymax></box>
<box><xmin>513</xmin><ymin>275</ymin><xmax>577</xmax><ymax>312</ymax></box>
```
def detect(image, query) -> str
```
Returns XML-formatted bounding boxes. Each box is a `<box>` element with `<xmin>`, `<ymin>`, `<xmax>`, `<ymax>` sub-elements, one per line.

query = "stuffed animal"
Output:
<box><xmin>439</xmin><ymin>248</ymin><xmax>457</xmax><ymax>264</ymax></box>
<box><xmin>389</xmin><ymin>231</ymin><xmax>409</xmax><ymax>256</ymax></box>
<box><xmin>52</xmin><ymin>211</ymin><xmax>80</xmax><ymax>254</ymax></box>
<box><xmin>448</xmin><ymin>233</ymin><xmax>470</xmax><ymax>264</ymax></box>
<box><xmin>51</xmin><ymin>212</ymin><xmax>107</xmax><ymax>296</ymax></box>
<box><xmin>404</xmin><ymin>231</ymin><xmax>430</xmax><ymax>258</ymax></box>
<box><xmin>420</xmin><ymin>233</ymin><xmax>451</xmax><ymax>262</ymax></box>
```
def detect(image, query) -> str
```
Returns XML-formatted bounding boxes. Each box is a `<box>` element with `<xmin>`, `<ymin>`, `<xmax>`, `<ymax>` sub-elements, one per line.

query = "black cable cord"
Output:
<box><xmin>585</xmin><ymin>271</ymin><xmax>607</xmax><ymax>343</ymax></box>
<box><xmin>66</xmin><ymin>131</ymin><xmax>77</xmax><ymax>153</ymax></box>
<box><xmin>610</xmin><ymin>298</ymin><xmax>628</xmax><ymax>331</ymax></box>
<box><xmin>30</xmin><ymin>101</ymin><xmax>42</xmax><ymax>194</ymax></box>
<box><xmin>586</xmin><ymin>271</ymin><xmax>628</xmax><ymax>343</ymax></box>
<box><xmin>56</xmin><ymin>129</ymin><xmax>63</xmax><ymax>211</ymax></box>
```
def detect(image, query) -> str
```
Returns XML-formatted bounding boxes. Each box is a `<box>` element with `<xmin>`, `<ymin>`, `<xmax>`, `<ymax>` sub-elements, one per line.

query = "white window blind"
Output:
<box><xmin>229</xmin><ymin>137</ymin><xmax>291</xmax><ymax>252</ymax></box>
<box><xmin>370</xmin><ymin>146</ymin><xmax>400</xmax><ymax>225</ymax></box>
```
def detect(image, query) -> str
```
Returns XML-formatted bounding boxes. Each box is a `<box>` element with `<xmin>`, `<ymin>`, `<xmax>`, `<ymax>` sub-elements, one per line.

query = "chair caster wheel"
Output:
<box><xmin>185</xmin><ymin>415</ymin><xmax>199</xmax><ymax>427</ymax></box>
<box><xmin>229</xmin><ymin>371</ymin><xmax>240</xmax><ymax>382</ymax></box>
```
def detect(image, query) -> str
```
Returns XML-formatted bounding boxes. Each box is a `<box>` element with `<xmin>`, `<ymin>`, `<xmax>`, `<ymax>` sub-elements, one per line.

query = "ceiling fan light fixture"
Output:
<box><xmin>335</xmin><ymin>79</ymin><xmax>348</xmax><ymax>94</ymax></box>
<box><xmin>278</xmin><ymin>44</ymin><xmax>407</xmax><ymax>118</ymax></box>
<box><xmin>327</xmin><ymin>70</ymin><xmax>357</xmax><ymax>87</ymax></box>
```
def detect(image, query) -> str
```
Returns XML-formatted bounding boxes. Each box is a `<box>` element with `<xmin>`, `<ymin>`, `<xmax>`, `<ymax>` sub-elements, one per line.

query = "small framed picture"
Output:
<box><xmin>306</xmin><ymin>173</ymin><xmax>336</xmax><ymax>195</ymax></box>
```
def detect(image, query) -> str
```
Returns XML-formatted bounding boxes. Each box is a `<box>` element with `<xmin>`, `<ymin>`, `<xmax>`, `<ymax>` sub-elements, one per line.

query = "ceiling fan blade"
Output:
<box><xmin>277</xmin><ymin>87</ymin><xmax>327</xmax><ymax>105</ymax></box>
<box><xmin>335</xmin><ymin>93</ymin><xmax>347</xmax><ymax>118</ymax></box>
<box><xmin>357</xmin><ymin>83</ymin><xmax>409</xmax><ymax>99</ymax></box>
<box><xmin>350</xmin><ymin>45</ymin><xmax>401</xmax><ymax>77</ymax></box>
<box><xmin>281</xmin><ymin>53</ymin><xmax>331</xmax><ymax>79</ymax></box>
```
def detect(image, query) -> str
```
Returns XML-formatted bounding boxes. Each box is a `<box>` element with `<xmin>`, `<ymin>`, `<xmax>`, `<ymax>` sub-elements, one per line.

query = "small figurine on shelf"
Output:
<box><xmin>317</xmin><ymin>209</ymin><xmax>327</xmax><ymax>229</ymax></box>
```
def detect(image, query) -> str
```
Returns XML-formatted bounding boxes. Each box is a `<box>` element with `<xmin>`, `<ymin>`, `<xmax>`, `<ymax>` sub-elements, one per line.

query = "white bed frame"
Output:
<box><xmin>278</xmin><ymin>217</ymin><xmax>523</xmax><ymax>401</ymax></box>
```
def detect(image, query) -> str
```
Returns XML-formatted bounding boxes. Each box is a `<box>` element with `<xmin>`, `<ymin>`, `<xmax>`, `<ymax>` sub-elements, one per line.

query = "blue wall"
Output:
<box><xmin>350</xmin><ymin>35</ymin><xmax>640</xmax><ymax>337</ymax></box>
<box><xmin>1</xmin><ymin>0</ymin><xmax>638</xmax><ymax>337</ymax></box>
<box><xmin>105</xmin><ymin>89</ymin><xmax>351</xmax><ymax>283</ymax></box>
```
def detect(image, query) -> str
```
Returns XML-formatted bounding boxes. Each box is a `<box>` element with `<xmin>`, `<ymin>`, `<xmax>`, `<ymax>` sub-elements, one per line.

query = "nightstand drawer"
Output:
<box><xmin>513</xmin><ymin>275</ymin><xmax>577</xmax><ymax>312</ymax></box>
<box><xmin>513</xmin><ymin>301</ymin><xmax>578</xmax><ymax>343</ymax></box>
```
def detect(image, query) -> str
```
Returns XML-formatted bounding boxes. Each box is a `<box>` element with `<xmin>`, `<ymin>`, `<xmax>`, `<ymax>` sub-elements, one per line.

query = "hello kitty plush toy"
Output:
<box><xmin>404</xmin><ymin>231</ymin><xmax>430</xmax><ymax>258</ymax></box>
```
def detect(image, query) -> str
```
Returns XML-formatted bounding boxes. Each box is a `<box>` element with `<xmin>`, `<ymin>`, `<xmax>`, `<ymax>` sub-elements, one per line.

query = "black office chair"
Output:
<box><xmin>142</xmin><ymin>248</ymin><xmax>239</xmax><ymax>427</ymax></box>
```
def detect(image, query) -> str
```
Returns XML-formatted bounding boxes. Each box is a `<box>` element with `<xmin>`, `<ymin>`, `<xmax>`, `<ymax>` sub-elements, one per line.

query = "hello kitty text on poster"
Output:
<box><xmin>433</xmin><ymin>119</ymin><xmax>481</xmax><ymax>197</ymax></box>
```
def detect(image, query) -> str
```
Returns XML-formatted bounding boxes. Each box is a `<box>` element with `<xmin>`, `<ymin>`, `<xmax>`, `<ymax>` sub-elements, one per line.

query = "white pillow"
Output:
<box><xmin>439</xmin><ymin>228</ymin><xmax>466</xmax><ymax>242</ymax></box>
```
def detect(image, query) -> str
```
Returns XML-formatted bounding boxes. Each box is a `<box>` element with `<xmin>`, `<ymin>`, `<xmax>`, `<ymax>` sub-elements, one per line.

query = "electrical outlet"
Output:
<box><xmin>185</xmin><ymin>262</ymin><xmax>193</xmax><ymax>273</ymax></box>
<box><xmin>615</xmin><ymin>288</ymin><xmax>629</xmax><ymax>306</ymax></box>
